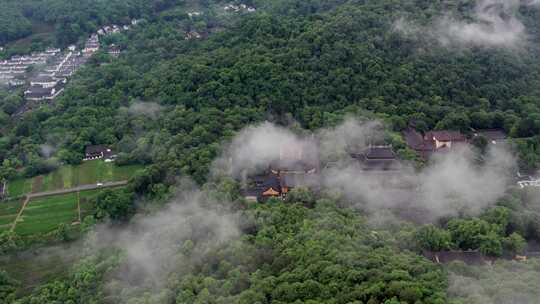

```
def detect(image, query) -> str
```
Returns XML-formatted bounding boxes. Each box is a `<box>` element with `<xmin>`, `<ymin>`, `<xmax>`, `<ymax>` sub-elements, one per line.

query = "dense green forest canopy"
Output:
<box><xmin>1</xmin><ymin>1</ymin><xmax>540</xmax><ymax>303</ymax></box>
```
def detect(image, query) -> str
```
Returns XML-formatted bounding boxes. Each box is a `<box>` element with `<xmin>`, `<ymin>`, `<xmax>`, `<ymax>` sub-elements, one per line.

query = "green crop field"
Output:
<box><xmin>6</xmin><ymin>160</ymin><xmax>143</xmax><ymax>198</ymax></box>
<box><xmin>14</xmin><ymin>193</ymin><xmax>79</xmax><ymax>236</ymax></box>
<box><xmin>0</xmin><ymin>199</ymin><xmax>23</xmax><ymax>232</ymax></box>
<box><xmin>5</xmin><ymin>187</ymin><xmax>125</xmax><ymax>237</ymax></box>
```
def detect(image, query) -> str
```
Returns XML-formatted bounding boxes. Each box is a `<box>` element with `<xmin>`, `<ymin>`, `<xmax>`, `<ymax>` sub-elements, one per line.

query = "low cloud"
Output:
<box><xmin>212</xmin><ymin>121</ymin><xmax>319</xmax><ymax>178</ymax></box>
<box><xmin>121</xmin><ymin>101</ymin><xmax>162</xmax><ymax>119</ymax></box>
<box><xmin>447</xmin><ymin>259</ymin><xmax>540</xmax><ymax>304</ymax></box>
<box><xmin>394</xmin><ymin>0</ymin><xmax>540</xmax><ymax>49</ymax></box>
<box><xmin>324</xmin><ymin>144</ymin><xmax>515</xmax><ymax>222</ymax></box>
<box><xmin>87</xmin><ymin>180</ymin><xmax>242</xmax><ymax>302</ymax></box>
<box><xmin>39</xmin><ymin>144</ymin><xmax>56</xmax><ymax>158</ymax></box>
<box><xmin>218</xmin><ymin>119</ymin><xmax>516</xmax><ymax>222</ymax></box>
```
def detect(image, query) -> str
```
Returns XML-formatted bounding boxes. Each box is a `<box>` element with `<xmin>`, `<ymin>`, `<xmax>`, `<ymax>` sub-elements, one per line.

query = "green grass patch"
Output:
<box><xmin>7</xmin><ymin>179</ymin><xmax>32</xmax><ymax>197</ymax></box>
<box><xmin>76</xmin><ymin>161</ymin><xmax>99</xmax><ymax>185</ymax></box>
<box><xmin>113</xmin><ymin>164</ymin><xmax>143</xmax><ymax>180</ymax></box>
<box><xmin>15</xmin><ymin>193</ymin><xmax>78</xmax><ymax>236</ymax></box>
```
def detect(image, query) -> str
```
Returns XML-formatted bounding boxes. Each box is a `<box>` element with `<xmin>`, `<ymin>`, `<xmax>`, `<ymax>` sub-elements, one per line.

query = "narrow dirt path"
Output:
<box><xmin>10</xmin><ymin>196</ymin><xmax>30</xmax><ymax>233</ymax></box>
<box><xmin>77</xmin><ymin>191</ymin><xmax>81</xmax><ymax>223</ymax></box>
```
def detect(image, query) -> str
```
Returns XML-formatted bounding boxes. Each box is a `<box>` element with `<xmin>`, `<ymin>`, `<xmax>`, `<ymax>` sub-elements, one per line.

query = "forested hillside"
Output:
<box><xmin>2</xmin><ymin>0</ymin><xmax>540</xmax><ymax>183</ymax></box>
<box><xmin>1</xmin><ymin>0</ymin><xmax>540</xmax><ymax>303</ymax></box>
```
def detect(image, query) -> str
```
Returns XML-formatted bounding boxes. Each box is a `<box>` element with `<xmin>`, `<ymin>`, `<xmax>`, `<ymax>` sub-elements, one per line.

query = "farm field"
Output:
<box><xmin>3</xmin><ymin>187</ymin><xmax>124</xmax><ymax>237</ymax></box>
<box><xmin>6</xmin><ymin>160</ymin><xmax>142</xmax><ymax>198</ymax></box>
<box><xmin>0</xmin><ymin>199</ymin><xmax>23</xmax><ymax>232</ymax></box>
<box><xmin>14</xmin><ymin>193</ymin><xmax>79</xmax><ymax>236</ymax></box>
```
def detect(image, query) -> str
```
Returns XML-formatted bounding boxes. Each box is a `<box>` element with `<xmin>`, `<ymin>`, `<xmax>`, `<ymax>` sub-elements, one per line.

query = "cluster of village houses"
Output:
<box><xmin>224</xmin><ymin>3</ymin><xmax>256</xmax><ymax>12</ymax></box>
<box><xmin>1</xmin><ymin>20</ymin><xmax>140</xmax><ymax>116</ymax></box>
<box><xmin>20</xmin><ymin>35</ymin><xmax>100</xmax><ymax>108</ymax></box>
<box><xmin>0</xmin><ymin>48</ymin><xmax>60</xmax><ymax>87</ymax></box>
<box><xmin>241</xmin><ymin>126</ymin><xmax>540</xmax><ymax>203</ymax></box>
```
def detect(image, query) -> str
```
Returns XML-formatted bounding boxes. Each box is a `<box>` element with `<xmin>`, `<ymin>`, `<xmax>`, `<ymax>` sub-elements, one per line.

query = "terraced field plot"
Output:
<box><xmin>0</xmin><ymin>199</ymin><xmax>23</xmax><ymax>232</ymax></box>
<box><xmin>7</xmin><ymin>160</ymin><xmax>142</xmax><ymax>197</ymax></box>
<box><xmin>14</xmin><ymin>193</ymin><xmax>79</xmax><ymax>236</ymax></box>
<box><xmin>7</xmin><ymin>179</ymin><xmax>32</xmax><ymax>198</ymax></box>
<box><xmin>6</xmin><ymin>187</ymin><xmax>124</xmax><ymax>237</ymax></box>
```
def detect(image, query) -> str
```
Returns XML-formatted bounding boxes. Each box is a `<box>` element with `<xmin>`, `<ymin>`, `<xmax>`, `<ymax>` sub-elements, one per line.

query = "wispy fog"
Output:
<box><xmin>394</xmin><ymin>0</ymin><xmax>540</xmax><ymax>49</ymax></box>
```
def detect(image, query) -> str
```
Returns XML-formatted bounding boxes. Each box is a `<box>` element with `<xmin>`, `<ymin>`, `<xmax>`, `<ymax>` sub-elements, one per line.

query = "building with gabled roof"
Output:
<box><xmin>242</xmin><ymin>173</ymin><xmax>282</xmax><ymax>202</ymax></box>
<box><xmin>350</xmin><ymin>145</ymin><xmax>401</xmax><ymax>171</ymax></box>
<box><xmin>30</xmin><ymin>75</ymin><xmax>59</xmax><ymax>88</ymax></box>
<box><xmin>83</xmin><ymin>145</ymin><xmax>115</xmax><ymax>161</ymax></box>
<box><xmin>404</xmin><ymin>128</ymin><xmax>468</xmax><ymax>159</ymax></box>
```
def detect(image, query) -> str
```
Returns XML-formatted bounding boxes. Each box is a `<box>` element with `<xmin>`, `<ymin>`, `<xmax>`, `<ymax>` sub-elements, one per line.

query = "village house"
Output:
<box><xmin>108</xmin><ymin>45</ymin><xmax>121</xmax><ymax>57</ymax></box>
<box><xmin>24</xmin><ymin>83</ymin><xmax>65</xmax><ymax>101</ymax></box>
<box><xmin>45</xmin><ymin>48</ymin><xmax>61</xmax><ymax>55</ymax></box>
<box><xmin>188</xmin><ymin>11</ymin><xmax>202</xmax><ymax>17</ymax></box>
<box><xmin>83</xmin><ymin>145</ymin><xmax>115</xmax><ymax>161</ymax></box>
<box><xmin>30</xmin><ymin>75</ymin><xmax>59</xmax><ymax>88</ymax></box>
<box><xmin>185</xmin><ymin>31</ymin><xmax>203</xmax><ymax>40</ymax></box>
<box><xmin>224</xmin><ymin>3</ymin><xmax>256</xmax><ymax>12</ymax></box>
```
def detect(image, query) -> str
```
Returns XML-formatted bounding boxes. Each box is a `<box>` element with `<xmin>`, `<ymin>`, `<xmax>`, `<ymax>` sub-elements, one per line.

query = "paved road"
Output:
<box><xmin>27</xmin><ymin>181</ymin><xmax>128</xmax><ymax>199</ymax></box>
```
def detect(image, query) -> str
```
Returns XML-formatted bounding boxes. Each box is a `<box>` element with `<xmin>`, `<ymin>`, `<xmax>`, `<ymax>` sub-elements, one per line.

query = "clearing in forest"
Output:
<box><xmin>6</xmin><ymin>160</ymin><xmax>142</xmax><ymax>198</ymax></box>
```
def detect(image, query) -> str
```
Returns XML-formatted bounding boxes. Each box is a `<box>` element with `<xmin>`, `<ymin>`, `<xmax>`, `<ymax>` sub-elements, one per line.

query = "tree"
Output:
<box><xmin>503</xmin><ymin>232</ymin><xmax>526</xmax><ymax>254</ymax></box>
<box><xmin>479</xmin><ymin>231</ymin><xmax>503</xmax><ymax>256</ymax></box>
<box><xmin>94</xmin><ymin>189</ymin><xmax>135</xmax><ymax>221</ymax></box>
<box><xmin>0</xmin><ymin>270</ymin><xmax>18</xmax><ymax>303</ymax></box>
<box><xmin>55</xmin><ymin>223</ymin><xmax>70</xmax><ymax>242</ymax></box>
<box><xmin>471</xmin><ymin>135</ymin><xmax>488</xmax><ymax>155</ymax></box>
<box><xmin>447</xmin><ymin>219</ymin><xmax>496</xmax><ymax>251</ymax></box>
<box><xmin>285</xmin><ymin>187</ymin><xmax>315</xmax><ymax>206</ymax></box>
<box><xmin>415</xmin><ymin>225</ymin><xmax>452</xmax><ymax>251</ymax></box>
